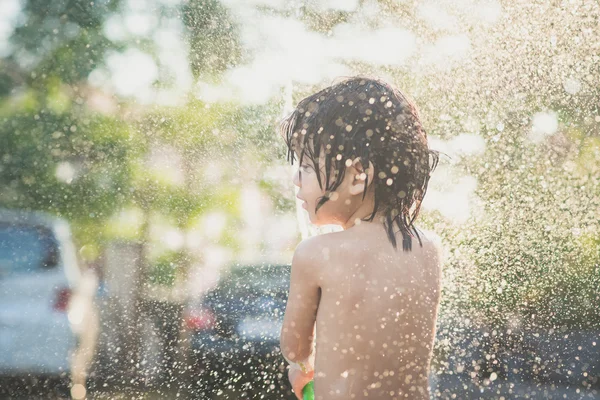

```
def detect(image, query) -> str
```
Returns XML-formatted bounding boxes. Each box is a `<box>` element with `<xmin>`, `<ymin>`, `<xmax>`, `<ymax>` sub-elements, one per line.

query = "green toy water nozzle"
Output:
<box><xmin>302</xmin><ymin>380</ymin><xmax>315</xmax><ymax>400</ymax></box>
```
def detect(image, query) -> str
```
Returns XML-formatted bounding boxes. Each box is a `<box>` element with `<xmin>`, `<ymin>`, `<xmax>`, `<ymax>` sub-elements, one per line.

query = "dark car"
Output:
<box><xmin>184</xmin><ymin>263</ymin><xmax>295</xmax><ymax>400</ymax></box>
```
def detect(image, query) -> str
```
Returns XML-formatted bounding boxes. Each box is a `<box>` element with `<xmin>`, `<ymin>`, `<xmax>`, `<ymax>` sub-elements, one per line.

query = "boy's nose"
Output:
<box><xmin>292</xmin><ymin>169</ymin><xmax>301</xmax><ymax>187</ymax></box>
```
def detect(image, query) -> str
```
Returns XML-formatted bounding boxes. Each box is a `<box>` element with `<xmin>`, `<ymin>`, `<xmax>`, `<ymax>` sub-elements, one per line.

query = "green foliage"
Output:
<box><xmin>439</xmin><ymin>127</ymin><xmax>600</xmax><ymax>329</ymax></box>
<box><xmin>148</xmin><ymin>251</ymin><xmax>182</xmax><ymax>286</ymax></box>
<box><xmin>182</xmin><ymin>0</ymin><xmax>242</xmax><ymax>77</ymax></box>
<box><xmin>0</xmin><ymin>109</ymin><xmax>140</xmax><ymax>221</ymax></box>
<box><xmin>9</xmin><ymin>0</ymin><xmax>122</xmax><ymax>86</ymax></box>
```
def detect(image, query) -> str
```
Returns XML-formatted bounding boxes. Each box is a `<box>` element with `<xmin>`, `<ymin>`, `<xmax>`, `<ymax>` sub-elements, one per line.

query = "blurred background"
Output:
<box><xmin>0</xmin><ymin>0</ymin><xmax>598</xmax><ymax>399</ymax></box>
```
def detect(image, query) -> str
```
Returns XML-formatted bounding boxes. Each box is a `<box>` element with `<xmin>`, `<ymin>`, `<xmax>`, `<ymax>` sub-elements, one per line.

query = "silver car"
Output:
<box><xmin>0</xmin><ymin>208</ymin><xmax>98</xmax><ymax>397</ymax></box>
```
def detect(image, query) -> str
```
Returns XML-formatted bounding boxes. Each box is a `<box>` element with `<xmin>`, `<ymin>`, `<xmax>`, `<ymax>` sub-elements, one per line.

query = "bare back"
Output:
<box><xmin>313</xmin><ymin>223</ymin><xmax>442</xmax><ymax>400</ymax></box>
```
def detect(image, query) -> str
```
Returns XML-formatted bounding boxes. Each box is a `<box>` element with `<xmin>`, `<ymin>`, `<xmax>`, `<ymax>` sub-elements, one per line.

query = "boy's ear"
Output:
<box><xmin>348</xmin><ymin>158</ymin><xmax>375</xmax><ymax>196</ymax></box>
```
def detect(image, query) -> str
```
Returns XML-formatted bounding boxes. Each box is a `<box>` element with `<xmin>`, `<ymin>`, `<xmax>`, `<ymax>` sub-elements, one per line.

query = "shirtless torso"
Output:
<box><xmin>308</xmin><ymin>222</ymin><xmax>442</xmax><ymax>400</ymax></box>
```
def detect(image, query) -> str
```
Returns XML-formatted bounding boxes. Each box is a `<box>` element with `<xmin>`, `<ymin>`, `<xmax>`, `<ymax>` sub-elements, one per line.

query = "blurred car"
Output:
<box><xmin>0</xmin><ymin>208</ymin><xmax>98</xmax><ymax>393</ymax></box>
<box><xmin>184</xmin><ymin>262</ymin><xmax>294</xmax><ymax>400</ymax></box>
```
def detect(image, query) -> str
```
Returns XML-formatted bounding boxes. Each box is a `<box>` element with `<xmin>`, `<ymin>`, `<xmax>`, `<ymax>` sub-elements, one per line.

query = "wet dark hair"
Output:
<box><xmin>279</xmin><ymin>76</ymin><xmax>439</xmax><ymax>251</ymax></box>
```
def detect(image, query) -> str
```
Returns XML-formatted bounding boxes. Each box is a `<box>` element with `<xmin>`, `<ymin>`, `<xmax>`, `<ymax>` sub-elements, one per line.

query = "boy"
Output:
<box><xmin>278</xmin><ymin>77</ymin><xmax>442</xmax><ymax>400</ymax></box>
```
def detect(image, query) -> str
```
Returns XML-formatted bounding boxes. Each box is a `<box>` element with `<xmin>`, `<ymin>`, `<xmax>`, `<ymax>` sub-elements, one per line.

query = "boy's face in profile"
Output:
<box><xmin>291</xmin><ymin>142</ymin><xmax>373</xmax><ymax>227</ymax></box>
<box><xmin>292</xmin><ymin>148</ymin><xmax>327</xmax><ymax>225</ymax></box>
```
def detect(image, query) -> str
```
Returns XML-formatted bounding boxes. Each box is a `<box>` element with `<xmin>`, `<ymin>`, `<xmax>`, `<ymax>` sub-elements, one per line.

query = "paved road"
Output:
<box><xmin>1</xmin><ymin>379</ymin><xmax>599</xmax><ymax>399</ymax></box>
<box><xmin>95</xmin><ymin>382</ymin><xmax>600</xmax><ymax>400</ymax></box>
<box><xmin>434</xmin><ymin>380</ymin><xmax>599</xmax><ymax>400</ymax></box>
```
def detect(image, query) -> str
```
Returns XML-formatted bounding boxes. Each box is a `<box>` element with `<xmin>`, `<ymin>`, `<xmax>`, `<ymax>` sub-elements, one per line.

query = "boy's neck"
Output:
<box><xmin>341</xmin><ymin>197</ymin><xmax>386</xmax><ymax>230</ymax></box>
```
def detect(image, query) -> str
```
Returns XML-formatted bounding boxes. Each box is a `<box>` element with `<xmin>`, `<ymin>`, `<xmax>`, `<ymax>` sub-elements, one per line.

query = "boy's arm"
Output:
<box><xmin>280</xmin><ymin>239</ymin><xmax>321</xmax><ymax>375</ymax></box>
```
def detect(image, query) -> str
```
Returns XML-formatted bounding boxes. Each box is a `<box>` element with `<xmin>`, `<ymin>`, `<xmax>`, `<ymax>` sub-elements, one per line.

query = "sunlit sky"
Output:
<box><xmin>0</xmin><ymin>0</ymin><xmax>22</xmax><ymax>57</ymax></box>
<box><xmin>0</xmin><ymin>0</ymin><xmax>502</xmax><ymax>105</ymax></box>
<box><xmin>196</xmin><ymin>0</ymin><xmax>501</xmax><ymax>105</ymax></box>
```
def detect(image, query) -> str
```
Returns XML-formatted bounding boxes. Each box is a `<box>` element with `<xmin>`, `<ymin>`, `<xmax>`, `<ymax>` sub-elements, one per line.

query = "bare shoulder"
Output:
<box><xmin>415</xmin><ymin>228</ymin><xmax>444</xmax><ymax>279</ymax></box>
<box><xmin>294</xmin><ymin>234</ymin><xmax>336</xmax><ymax>261</ymax></box>
<box><xmin>416</xmin><ymin>228</ymin><xmax>443</xmax><ymax>257</ymax></box>
<box><xmin>293</xmin><ymin>232</ymin><xmax>350</xmax><ymax>282</ymax></box>
<box><xmin>292</xmin><ymin>234</ymin><xmax>336</xmax><ymax>276</ymax></box>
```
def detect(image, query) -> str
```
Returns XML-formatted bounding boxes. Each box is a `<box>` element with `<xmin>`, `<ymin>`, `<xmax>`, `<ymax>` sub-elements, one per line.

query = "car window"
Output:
<box><xmin>202</xmin><ymin>265</ymin><xmax>291</xmax><ymax>307</ymax></box>
<box><xmin>0</xmin><ymin>223</ymin><xmax>60</xmax><ymax>276</ymax></box>
<box><xmin>228</xmin><ymin>265</ymin><xmax>290</xmax><ymax>293</ymax></box>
